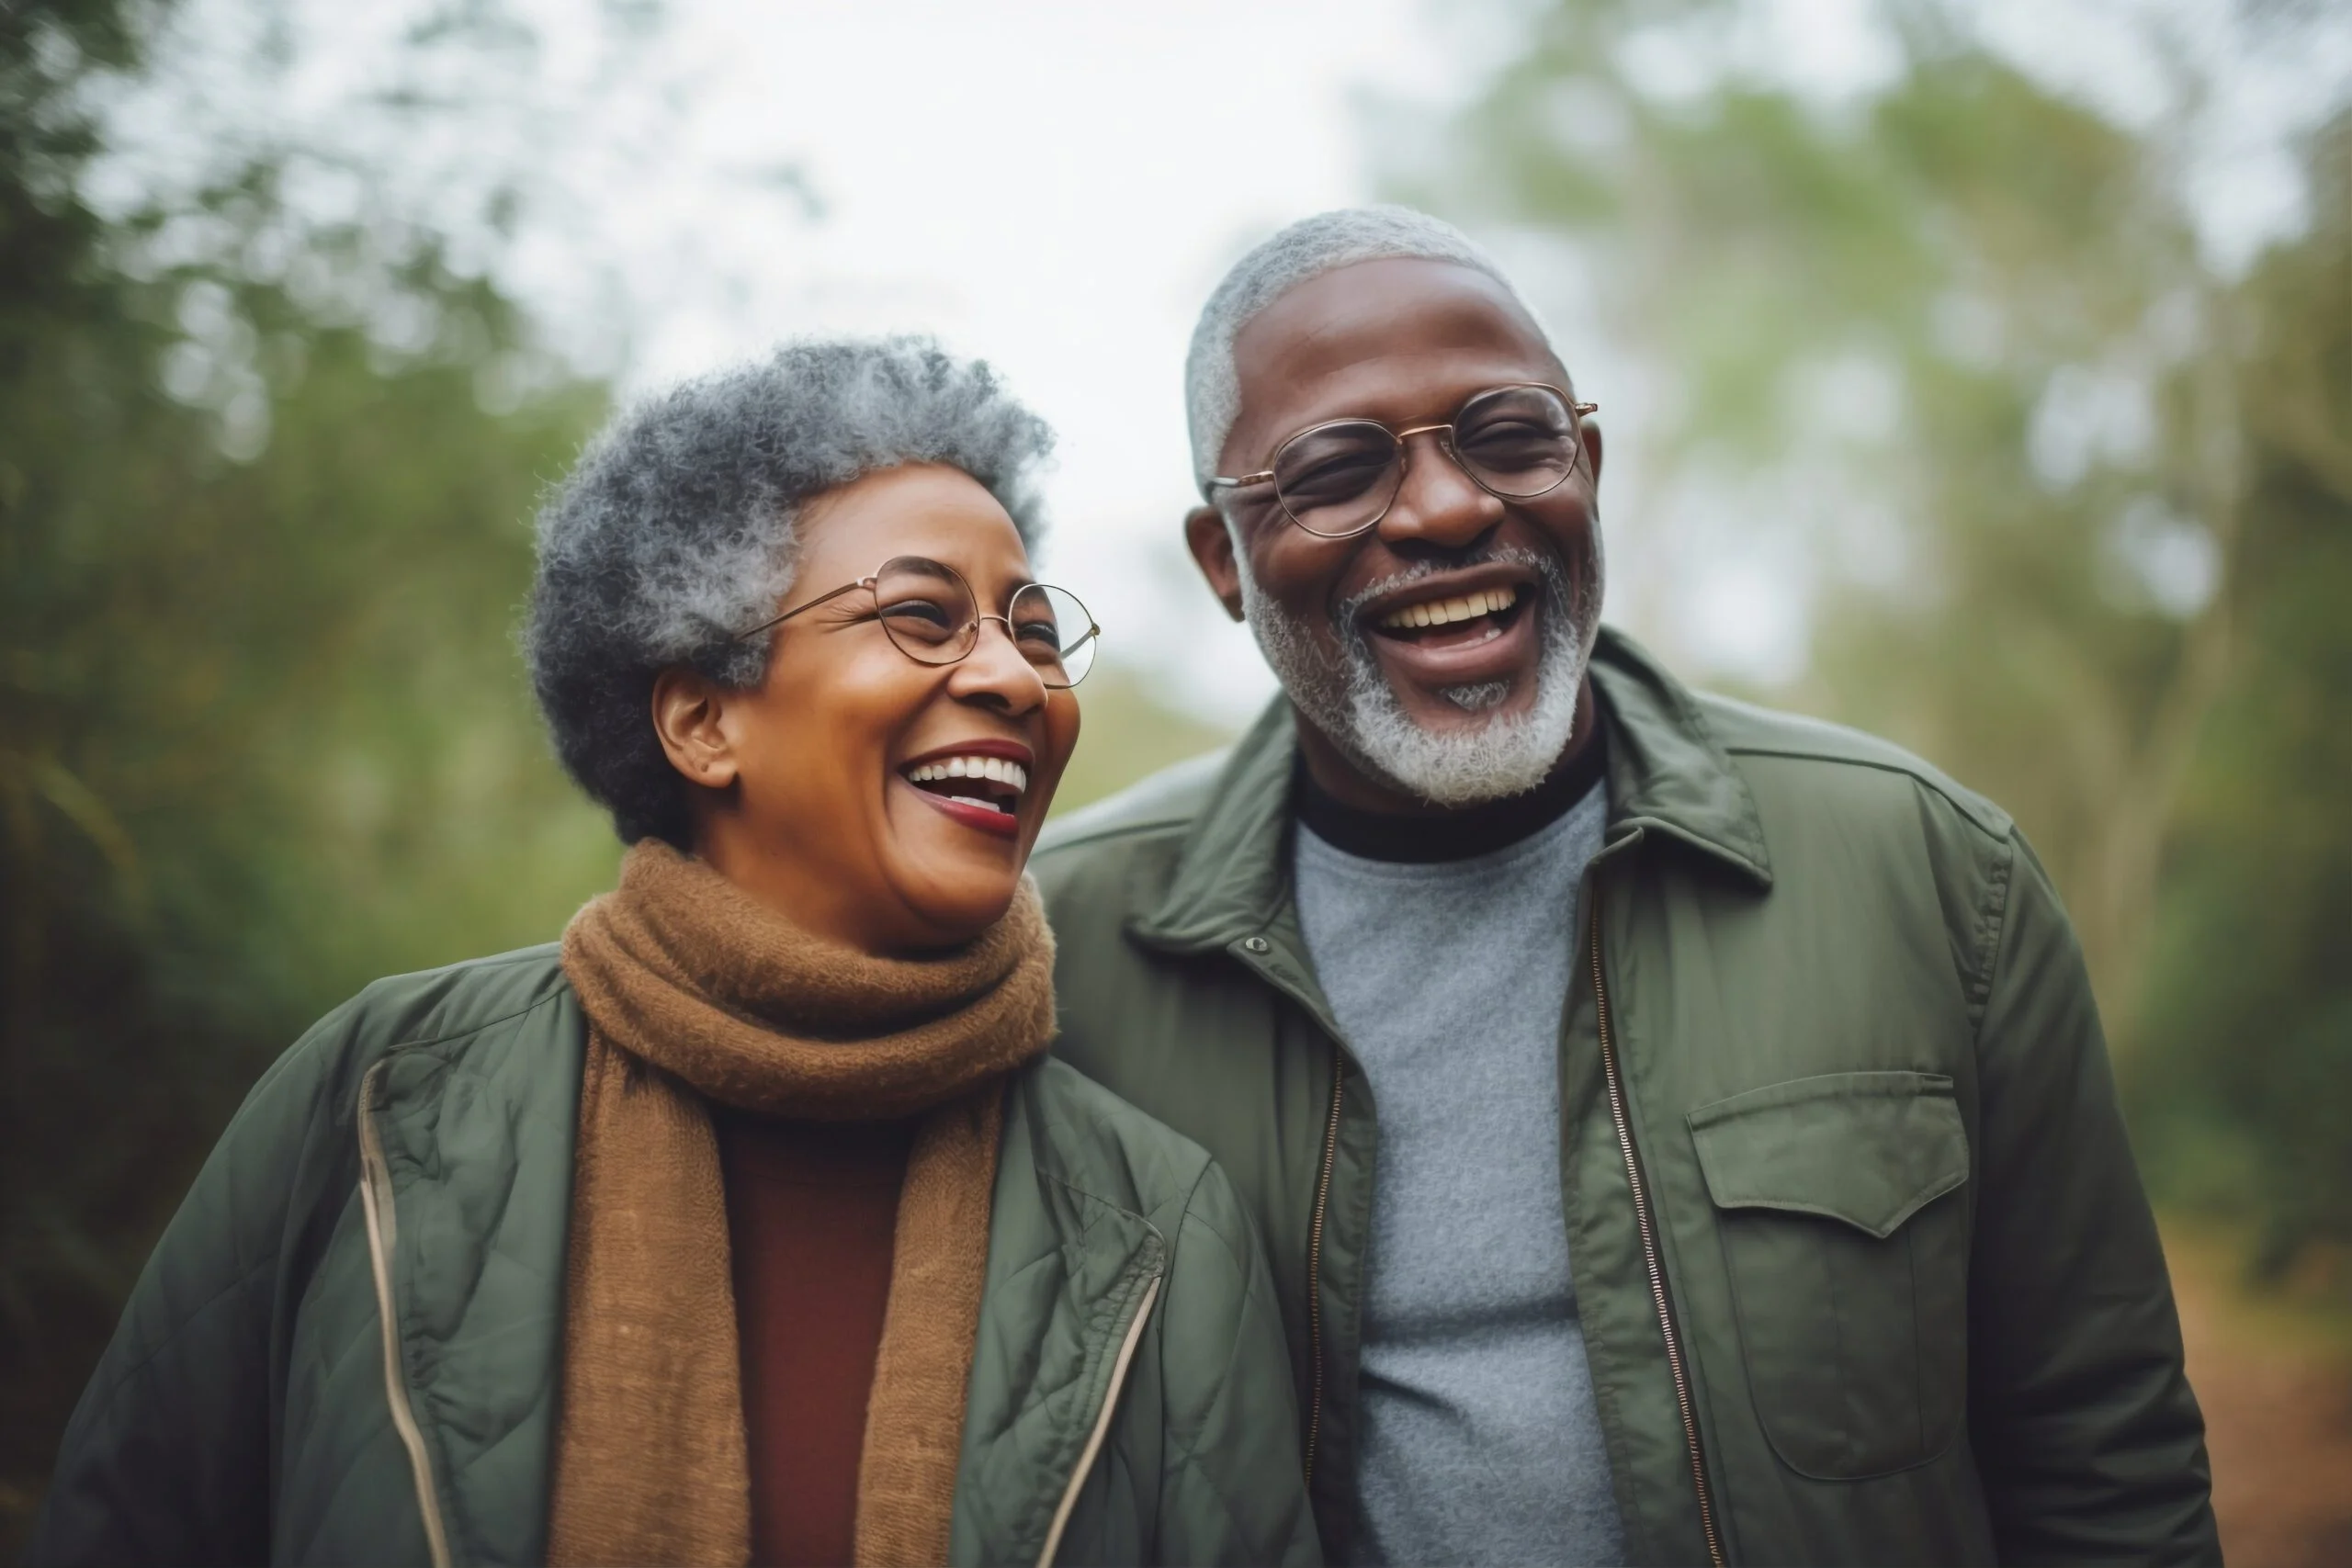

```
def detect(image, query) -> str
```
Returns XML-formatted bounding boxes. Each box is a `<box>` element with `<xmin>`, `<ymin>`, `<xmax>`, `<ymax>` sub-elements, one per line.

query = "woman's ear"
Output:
<box><xmin>650</xmin><ymin>667</ymin><xmax>741</xmax><ymax>789</ymax></box>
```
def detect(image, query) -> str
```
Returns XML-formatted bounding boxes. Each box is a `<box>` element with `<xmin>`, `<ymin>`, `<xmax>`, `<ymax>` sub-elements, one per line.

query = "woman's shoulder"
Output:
<box><xmin>1001</xmin><ymin>1055</ymin><xmax>1226</xmax><ymax>1233</ymax></box>
<box><xmin>232</xmin><ymin>943</ymin><xmax>580</xmax><ymax>1144</ymax></box>
<box><xmin>332</xmin><ymin>942</ymin><xmax>576</xmax><ymax>1054</ymax></box>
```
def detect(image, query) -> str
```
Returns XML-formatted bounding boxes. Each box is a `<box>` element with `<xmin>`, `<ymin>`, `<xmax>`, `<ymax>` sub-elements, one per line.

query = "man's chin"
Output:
<box><xmin>1377</xmin><ymin>667</ymin><xmax>1540</xmax><ymax>731</ymax></box>
<box><xmin>1245</xmin><ymin>578</ymin><xmax>1586</xmax><ymax>807</ymax></box>
<box><xmin>1336</xmin><ymin>638</ymin><xmax>1586</xmax><ymax>808</ymax></box>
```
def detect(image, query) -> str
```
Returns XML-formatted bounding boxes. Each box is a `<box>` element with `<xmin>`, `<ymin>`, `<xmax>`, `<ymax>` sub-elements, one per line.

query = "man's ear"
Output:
<box><xmin>1582</xmin><ymin>417</ymin><xmax>1604</xmax><ymax>488</ymax></box>
<box><xmin>1184</xmin><ymin>505</ymin><xmax>1247</xmax><ymax>623</ymax></box>
<box><xmin>650</xmin><ymin>667</ymin><xmax>741</xmax><ymax>790</ymax></box>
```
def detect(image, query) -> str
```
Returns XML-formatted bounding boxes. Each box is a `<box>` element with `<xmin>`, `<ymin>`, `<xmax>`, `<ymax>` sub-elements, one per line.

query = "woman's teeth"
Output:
<box><xmin>1377</xmin><ymin>585</ymin><xmax>1521</xmax><ymax>631</ymax></box>
<box><xmin>905</xmin><ymin>755</ymin><xmax>1028</xmax><ymax>814</ymax></box>
<box><xmin>908</xmin><ymin>755</ymin><xmax>1028</xmax><ymax>792</ymax></box>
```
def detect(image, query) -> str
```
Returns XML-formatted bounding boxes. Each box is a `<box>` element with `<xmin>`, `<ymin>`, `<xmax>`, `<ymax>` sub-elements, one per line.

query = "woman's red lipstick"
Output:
<box><xmin>898</xmin><ymin>739</ymin><xmax>1034</xmax><ymax>840</ymax></box>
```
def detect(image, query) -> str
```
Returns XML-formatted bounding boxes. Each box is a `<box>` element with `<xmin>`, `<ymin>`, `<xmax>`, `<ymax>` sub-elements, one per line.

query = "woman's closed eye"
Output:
<box><xmin>878</xmin><ymin>595</ymin><xmax>964</xmax><ymax>645</ymax></box>
<box><xmin>1012</xmin><ymin>613</ymin><xmax>1063</xmax><ymax>651</ymax></box>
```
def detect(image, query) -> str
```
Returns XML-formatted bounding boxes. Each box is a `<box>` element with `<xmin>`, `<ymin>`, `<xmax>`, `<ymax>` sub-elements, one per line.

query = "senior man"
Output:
<box><xmin>1034</xmin><ymin>208</ymin><xmax>2215</xmax><ymax>1568</ymax></box>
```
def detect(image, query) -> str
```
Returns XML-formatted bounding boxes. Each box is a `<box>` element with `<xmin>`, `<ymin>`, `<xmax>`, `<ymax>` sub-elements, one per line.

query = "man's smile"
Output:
<box><xmin>1351</xmin><ymin>563</ymin><xmax>1544</xmax><ymax>694</ymax></box>
<box><xmin>1374</xmin><ymin>582</ymin><xmax>1521</xmax><ymax>634</ymax></box>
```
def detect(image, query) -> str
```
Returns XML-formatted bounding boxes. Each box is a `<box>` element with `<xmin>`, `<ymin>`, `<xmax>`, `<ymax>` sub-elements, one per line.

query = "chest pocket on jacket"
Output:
<box><xmin>1688</xmin><ymin>1070</ymin><xmax>1971</xmax><ymax>1481</ymax></box>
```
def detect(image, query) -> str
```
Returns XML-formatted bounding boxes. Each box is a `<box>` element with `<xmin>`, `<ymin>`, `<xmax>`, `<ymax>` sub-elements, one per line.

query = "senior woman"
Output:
<box><xmin>32</xmin><ymin>339</ymin><xmax>1317</xmax><ymax>1568</ymax></box>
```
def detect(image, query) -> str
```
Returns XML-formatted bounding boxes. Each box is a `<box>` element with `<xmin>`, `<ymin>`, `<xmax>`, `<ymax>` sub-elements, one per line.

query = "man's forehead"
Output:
<box><xmin>1227</xmin><ymin>258</ymin><xmax>1560</xmax><ymax>440</ymax></box>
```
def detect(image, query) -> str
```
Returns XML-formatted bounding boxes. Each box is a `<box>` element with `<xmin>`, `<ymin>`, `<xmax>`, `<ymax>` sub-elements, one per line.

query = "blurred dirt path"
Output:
<box><xmin>2170</xmin><ymin>1234</ymin><xmax>2352</xmax><ymax>1567</ymax></box>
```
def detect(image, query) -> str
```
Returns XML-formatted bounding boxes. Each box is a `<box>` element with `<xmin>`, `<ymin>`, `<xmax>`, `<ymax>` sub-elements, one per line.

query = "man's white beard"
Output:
<box><xmin>1234</xmin><ymin>534</ymin><xmax>1604</xmax><ymax>808</ymax></box>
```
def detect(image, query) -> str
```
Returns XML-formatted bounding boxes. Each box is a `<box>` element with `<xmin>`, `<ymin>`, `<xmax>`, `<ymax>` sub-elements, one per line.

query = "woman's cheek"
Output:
<box><xmin>811</xmin><ymin>665</ymin><xmax>902</xmax><ymax>794</ymax></box>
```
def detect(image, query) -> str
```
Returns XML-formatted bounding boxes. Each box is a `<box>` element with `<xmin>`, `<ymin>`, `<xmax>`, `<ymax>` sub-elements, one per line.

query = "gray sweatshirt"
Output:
<box><xmin>1293</xmin><ymin>775</ymin><xmax>1626</xmax><ymax>1568</ymax></box>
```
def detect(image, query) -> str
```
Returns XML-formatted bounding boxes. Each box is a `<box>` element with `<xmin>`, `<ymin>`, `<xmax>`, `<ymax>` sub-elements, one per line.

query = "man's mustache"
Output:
<box><xmin>1330</xmin><ymin>543</ymin><xmax>1569</xmax><ymax>635</ymax></box>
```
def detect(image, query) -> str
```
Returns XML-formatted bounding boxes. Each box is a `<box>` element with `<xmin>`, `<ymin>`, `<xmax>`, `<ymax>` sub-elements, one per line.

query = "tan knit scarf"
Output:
<box><xmin>546</xmin><ymin>840</ymin><xmax>1056</xmax><ymax>1568</ymax></box>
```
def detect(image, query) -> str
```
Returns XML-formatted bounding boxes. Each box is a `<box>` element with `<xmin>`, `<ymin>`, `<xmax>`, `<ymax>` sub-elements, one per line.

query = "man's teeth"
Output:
<box><xmin>1377</xmin><ymin>585</ymin><xmax>1521</xmax><ymax>631</ymax></box>
<box><xmin>906</xmin><ymin>755</ymin><xmax>1030</xmax><ymax>794</ymax></box>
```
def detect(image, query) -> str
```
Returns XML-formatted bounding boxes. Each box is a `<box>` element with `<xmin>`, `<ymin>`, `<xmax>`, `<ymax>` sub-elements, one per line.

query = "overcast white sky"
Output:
<box><xmin>95</xmin><ymin>0</ymin><xmax>2351</xmax><ymax>723</ymax></box>
<box><xmin>617</xmin><ymin>0</ymin><xmax>1479</xmax><ymax>721</ymax></box>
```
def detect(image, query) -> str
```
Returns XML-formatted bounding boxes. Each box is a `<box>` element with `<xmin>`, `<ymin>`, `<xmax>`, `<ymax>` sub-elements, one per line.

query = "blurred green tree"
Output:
<box><xmin>0</xmin><ymin>6</ymin><xmax>1231</xmax><ymax>1542</ymax></box>
<box><xmin>1407</xmin><ymin>0</ymin><xmax>2350</xmax><ymax>1267</ymax></box>
<box><xmin>0</xmin><ymin>0</ymin><xmax>619</xmax><ymax>1542</ymax></box>
<box><xmin>2129</xmin><ymin>118</ymin><xmax>2352</xmax><ymax>1269</ymax></box>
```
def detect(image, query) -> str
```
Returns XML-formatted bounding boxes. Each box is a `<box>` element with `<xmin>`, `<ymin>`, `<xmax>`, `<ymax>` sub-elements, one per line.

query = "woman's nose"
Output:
<box><xmin>944</xmin><ymin>618</ymin><xmax>1047</xmax><ymax>714</ymax></box>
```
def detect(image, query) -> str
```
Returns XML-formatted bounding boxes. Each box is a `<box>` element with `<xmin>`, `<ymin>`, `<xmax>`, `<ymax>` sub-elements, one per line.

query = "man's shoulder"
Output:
<box><xmin>1033</xmin><ymin>753</ymin><xmax>1231</xmax><ymax>938</ymax></box>
<box><xmin>1032</xmin><ymin>749</ymin><xmax>1231</xmax><ymax>922</ymax></box>
<box><xmin>1690</xmin><ymin>688</ymin><xmax>2013</xmax><ymax>844</ymax></box>
<box><xmin>1038</xmin><ymin>749</ymin><xmax>1229</xmax><ymax>854</ymax></box>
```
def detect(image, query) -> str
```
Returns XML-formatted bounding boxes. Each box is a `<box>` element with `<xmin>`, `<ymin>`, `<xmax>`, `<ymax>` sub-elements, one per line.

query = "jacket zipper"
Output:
<box><xmin>1589</xmin><ymin>907</ymin><xmax>1725</xmax><ymax>1568</ymax></box>
<box><xmin>1301</xmin><ymin>1042</ymin><xmax>1344</xmax><ymax>1486</ymax></box>
<box><xmin>356</xmin><ymin>1061</ymin><xmax>456</xmax><ymax>1568</ymax></box>
<box><xmin>1035</xmin><ymin>1266</ymin><xmax>1165</xmax><ymax>1568</ymax></box>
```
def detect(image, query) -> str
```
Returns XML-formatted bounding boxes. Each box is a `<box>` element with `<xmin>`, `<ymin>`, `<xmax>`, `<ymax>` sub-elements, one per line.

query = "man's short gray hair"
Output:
<box><xmin>525</xmin><ymin>336</ymin><xmax>1053</xmax><ymax>847</ymax></box>
<box><xmin>1183</xmin><ymin>205</ymin><xmax>1551</xmax><ymax>492</ymax></box>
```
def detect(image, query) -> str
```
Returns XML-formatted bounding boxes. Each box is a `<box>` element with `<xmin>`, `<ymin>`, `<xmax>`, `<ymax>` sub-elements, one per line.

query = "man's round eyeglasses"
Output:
<box><xmin>735</xmin><ymin>556</ymin><xmax>1100</xmax><ymax>689</ymax></box>
<box><xmin>1205</xmin><ymin>383</ymin><xmax>1598</xmax><ymax>539</ymax></box>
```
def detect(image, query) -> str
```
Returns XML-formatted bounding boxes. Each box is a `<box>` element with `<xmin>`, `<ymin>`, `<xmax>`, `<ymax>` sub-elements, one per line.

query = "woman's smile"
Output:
<box><xmin>897</xmin><ymin>737</ymin><xmax>1035</xmax><ymax>840</ymax></box>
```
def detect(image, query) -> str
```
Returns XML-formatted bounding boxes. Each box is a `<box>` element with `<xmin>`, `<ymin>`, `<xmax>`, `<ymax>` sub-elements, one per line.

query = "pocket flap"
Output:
<box><xmin>1687</xmin><ymin>1071</ymin><xmax>1969</xmax><ymax>1239</ymax></box>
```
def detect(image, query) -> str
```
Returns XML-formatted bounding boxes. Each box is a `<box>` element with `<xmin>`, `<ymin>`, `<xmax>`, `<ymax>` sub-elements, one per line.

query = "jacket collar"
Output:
<box><xmin>1586</xmin><ymin>625</ymin><xmax>1773</xmax><ymax>886</ymax></box>
<box><xmin>1130</xmin><ymin>626</ymin><xmax>1771</xmax><ymax>957</ymax></box>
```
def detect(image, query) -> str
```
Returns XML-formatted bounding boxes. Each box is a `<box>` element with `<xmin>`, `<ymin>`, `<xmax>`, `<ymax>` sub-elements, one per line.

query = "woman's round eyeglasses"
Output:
<box><xmin>1205</xmin><ymin>382</ymin><xmax>1598</xmax><ymax>539</ymax></box>
<box><xmin>735</xmin><ymin>556</ymin><xmax>1100</xmax><ymax>689</ymax></box>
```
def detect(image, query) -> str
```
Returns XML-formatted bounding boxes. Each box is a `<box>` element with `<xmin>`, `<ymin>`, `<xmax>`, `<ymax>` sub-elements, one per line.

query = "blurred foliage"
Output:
<box><xmin>0</xmin><ymin>3</ymin><xmax>1219</xmax><ymax>1542</ymax></box>
<box><xmin>1411</xmin><ymin>0</ymin><xmax>2350</xmax><ymax>1269</ymax></box>
<box><xmin>2131</xmin><ymin>129</ymin><xmax>2352</xmax><ymax>1269</ymax></box>
<box><xmin>0</xmin><ymin>0</ymin><xmax>617</xmax><ymax>1542</ymax></box>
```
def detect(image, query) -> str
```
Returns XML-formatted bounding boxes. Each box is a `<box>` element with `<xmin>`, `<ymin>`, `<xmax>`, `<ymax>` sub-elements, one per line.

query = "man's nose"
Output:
<box><xmin>1375</xmin><ymin>430</ymin><xmax>1504</xmax><ymax>551</ymax></box>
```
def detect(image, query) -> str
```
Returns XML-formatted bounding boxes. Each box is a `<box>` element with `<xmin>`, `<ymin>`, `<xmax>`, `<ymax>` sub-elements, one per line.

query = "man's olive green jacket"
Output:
<box><xmin>1031</xmin><ymin>628</ymin><xmax>2217</xmax><ymax>1567</ymax></box>
<box><xmin>30</xmin><ymin>947</ymin><xmax>1318</xmax><ymax>1567</ymax></box>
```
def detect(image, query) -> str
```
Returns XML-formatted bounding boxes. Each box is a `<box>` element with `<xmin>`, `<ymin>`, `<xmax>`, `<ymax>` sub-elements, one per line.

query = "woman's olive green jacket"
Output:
<box><xmin>29</xmin><ymin>950</ymin><xmax>1319</xmax><ymax>1568</ymax></box>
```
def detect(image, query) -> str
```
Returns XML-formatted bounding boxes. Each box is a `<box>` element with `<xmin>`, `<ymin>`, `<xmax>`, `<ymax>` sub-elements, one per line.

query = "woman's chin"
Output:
<box><xmin>888</xmin><ymin>865</ymin><xmax>1021</xmax><ymax>946</ymax></box>
<box><xmin>875</xmin><ymin>796</ymin><xmax>1033</xmax><ymax>943</ymax></box>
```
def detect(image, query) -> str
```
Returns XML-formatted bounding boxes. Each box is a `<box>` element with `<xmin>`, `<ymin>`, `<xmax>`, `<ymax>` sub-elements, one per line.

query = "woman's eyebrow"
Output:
<box><xmin>891</xmin><ymin>556</ymin><xmax>962</xmax><ymax>584</ymax></box>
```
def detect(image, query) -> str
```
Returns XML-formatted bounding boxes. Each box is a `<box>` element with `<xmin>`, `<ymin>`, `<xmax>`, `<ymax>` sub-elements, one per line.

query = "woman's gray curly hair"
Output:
<box><xmin>524</xmin><ymin>336</ymin><xmax>1054</xmax><ymax>847</ymax></box>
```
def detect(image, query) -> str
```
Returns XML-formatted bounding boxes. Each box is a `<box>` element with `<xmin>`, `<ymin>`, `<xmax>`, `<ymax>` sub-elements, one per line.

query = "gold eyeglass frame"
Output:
<box><xmin>733</xmin><ymin>555</ymin><xmax>1101</xmax><ymax>690</ymax></box>
<box><xmin>1205</xmin><ymin>382</ymin><xmax>1600</xmax><ymax>539</ymax></box>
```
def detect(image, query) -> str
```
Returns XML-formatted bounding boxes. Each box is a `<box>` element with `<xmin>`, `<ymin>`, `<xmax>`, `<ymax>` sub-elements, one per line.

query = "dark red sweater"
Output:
<box><xmin>717</xmin><ymin>1111</ymin><xmax>915</xmax><ymax>1568</ymax></box>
